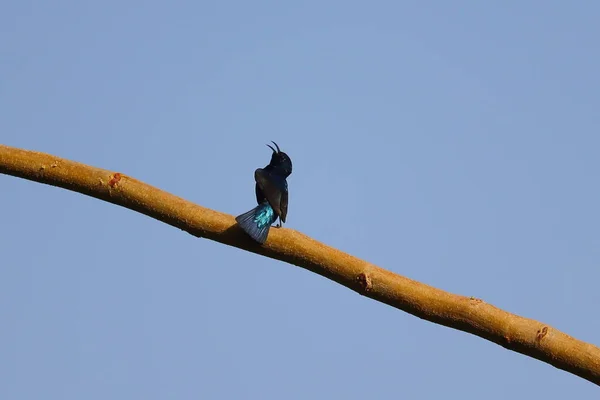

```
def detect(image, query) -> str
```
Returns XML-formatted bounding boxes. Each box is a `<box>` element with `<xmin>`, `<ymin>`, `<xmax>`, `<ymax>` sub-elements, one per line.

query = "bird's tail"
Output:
<box><xmin>235</xmin><ymin>202</ymin><xmax>277</xmax><ymax>244</ymax></box>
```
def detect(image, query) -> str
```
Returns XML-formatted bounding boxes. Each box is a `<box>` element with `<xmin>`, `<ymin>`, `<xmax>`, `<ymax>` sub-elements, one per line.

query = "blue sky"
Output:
<box><xmin>2</xmin><ymin>1</ymin><xmax>599</xmax><ymax>398</ymax></box>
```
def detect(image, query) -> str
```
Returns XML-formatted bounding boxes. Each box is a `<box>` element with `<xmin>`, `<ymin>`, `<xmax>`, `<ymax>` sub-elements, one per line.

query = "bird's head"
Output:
<box><xmin>266</xmin><ymin>141</ymin><xmax>292</xmax><ymax>177</ymax></box>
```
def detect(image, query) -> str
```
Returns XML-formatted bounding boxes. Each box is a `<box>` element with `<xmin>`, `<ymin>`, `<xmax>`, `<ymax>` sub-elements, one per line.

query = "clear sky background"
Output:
<box><xmin>1</xmin><ymin>1</ymin><xmax>599</xmax><ymax>398</ymax></box>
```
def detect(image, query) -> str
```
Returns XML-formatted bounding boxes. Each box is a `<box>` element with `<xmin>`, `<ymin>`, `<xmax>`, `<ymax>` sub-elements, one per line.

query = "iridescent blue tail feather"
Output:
<box><xmin>235</xmin><ymin>202</ymin><xmax>277</xmax><ymax>244</ymax></box>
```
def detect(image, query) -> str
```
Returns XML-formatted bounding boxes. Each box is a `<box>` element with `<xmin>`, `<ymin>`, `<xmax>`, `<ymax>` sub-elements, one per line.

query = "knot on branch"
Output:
<box><xmin>536</xmin><ymin>326</ymin><xmax>549</xmax><ymax>343</ymax></box>
<box><xmin>356</xmin><ymin>272</ymin><xmax>372</xmax><ymax>293</ymax></box>
<box><xmin>108</xmin><ymin>173</ymin><xmax>122</xmax><ymax>188</ymax></box>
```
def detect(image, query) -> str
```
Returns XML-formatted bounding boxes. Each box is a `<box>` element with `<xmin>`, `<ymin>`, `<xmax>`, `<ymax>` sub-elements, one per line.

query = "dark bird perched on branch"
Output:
<box><xmin>236</xmin><ymin>141</ymin><xmax>292</xmax><ymax>244</ymax></box>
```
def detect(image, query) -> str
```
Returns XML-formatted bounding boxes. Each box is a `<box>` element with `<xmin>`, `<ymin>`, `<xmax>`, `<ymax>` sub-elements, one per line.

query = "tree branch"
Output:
<box><xmin>1</xmin><ymin>143</ymin><xmax>599</xmax><ymax>385</ymax></box>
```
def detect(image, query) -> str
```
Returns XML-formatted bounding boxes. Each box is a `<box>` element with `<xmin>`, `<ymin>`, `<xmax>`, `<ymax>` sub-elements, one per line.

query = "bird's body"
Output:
<box><xmin>236</xmin><ymin>142</ymin><xmax>292</xmax><ymax>244</ymax></box>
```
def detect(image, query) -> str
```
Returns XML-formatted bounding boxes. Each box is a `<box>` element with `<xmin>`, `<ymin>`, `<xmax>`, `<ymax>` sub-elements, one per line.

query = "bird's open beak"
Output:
<box><xmin>267</xmin><ymin>141</ymin><xmax>280</xmax><ymax>153</ymax></box>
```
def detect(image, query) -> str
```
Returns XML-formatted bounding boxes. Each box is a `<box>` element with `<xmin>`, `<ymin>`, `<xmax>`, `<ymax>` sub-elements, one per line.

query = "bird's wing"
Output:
<box><xmin>254</xmin><ymin>169</ymin><xmax>285</xmax><ymax>218</ymax></box>
<box><xmin>255</xmin><ymin>183</ymin><xmax>265</xmax><ymax>204</ymax></box>
<box><xmin>279</xmin><ymin>186</ymin><xmax>288</xmax><ymax>223</ymax></box>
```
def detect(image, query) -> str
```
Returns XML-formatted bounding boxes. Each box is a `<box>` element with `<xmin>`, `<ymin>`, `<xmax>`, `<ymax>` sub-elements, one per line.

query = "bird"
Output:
<box><xmin>236</xmin><ymin>141</ymin><xmax>292</xmax><ymax>244</ymax></box>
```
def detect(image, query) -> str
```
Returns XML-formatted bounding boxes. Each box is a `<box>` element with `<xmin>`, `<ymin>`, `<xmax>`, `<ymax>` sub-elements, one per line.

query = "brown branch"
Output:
<box><xmin>1</xmin><ymin>143</ymin><xmax>599</xmax><ymax>385</ymax></box>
